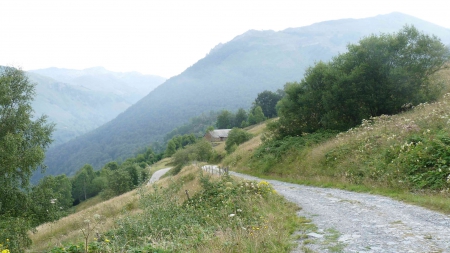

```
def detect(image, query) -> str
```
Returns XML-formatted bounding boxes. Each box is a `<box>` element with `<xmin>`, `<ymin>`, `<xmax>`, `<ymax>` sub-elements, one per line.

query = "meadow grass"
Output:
<box><xmin>29</xmin><ymin>165</ymin><xmax>306</xmax><ymax>252</ymax></box>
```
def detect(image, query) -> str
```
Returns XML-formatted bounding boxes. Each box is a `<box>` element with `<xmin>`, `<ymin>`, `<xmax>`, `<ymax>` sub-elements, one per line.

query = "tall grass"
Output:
<box><xmin>30</xmin><ymin>165</ymin><xmax>305</xmax><ymax>252</ymax></box>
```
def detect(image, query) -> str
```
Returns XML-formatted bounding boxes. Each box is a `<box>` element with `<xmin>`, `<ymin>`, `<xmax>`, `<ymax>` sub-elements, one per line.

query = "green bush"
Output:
<box><xmin>225</xmin><ymin>128</ymin><xmax>253</xmax><ymax>154</ymax></box>
<box><xmin>387</xmin><ymin>131</ymin><xmax>450</xmax><ymax>190</ymax></box>
<box><xmin>0</xmin><ymin>216</ymin><xmax>31</xmax><ymax>253</ymax></box>
<box><xmin>251</xmin><ymin>130</ymin><xmax>338</xmax><ymax>173</ymax></box>
<box><xmin>170</xmin><ymin>140</ymin><xmax>215</xmax><ymax>174</ymax></box>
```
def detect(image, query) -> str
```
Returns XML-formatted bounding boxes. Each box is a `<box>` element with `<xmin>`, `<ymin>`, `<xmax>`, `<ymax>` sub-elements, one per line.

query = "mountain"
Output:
<box><xmin>28</xmin><ymin>68</ymin><xmax>166</xmax><ymax>146</ymax></box>
<box><xmin>41</xmin><ymin>12</ymin><xmax>450</xmax><ymax>179</ymax></box>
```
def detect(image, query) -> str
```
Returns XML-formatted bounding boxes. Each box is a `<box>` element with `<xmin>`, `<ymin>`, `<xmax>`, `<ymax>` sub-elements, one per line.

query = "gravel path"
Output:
<box><xmin>202</xmin><ymin>165</ymin><xmax>450</xmax><ymax>253</ymax></box>
<box><xmin>147</xmin><ymin>167</ymin><xmax>172</xmax><ymax>185</ymax></box>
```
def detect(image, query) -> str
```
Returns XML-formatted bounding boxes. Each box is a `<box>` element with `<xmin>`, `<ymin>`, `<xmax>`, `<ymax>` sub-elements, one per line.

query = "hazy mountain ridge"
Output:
<box><xmin>28</xmin><ymin>68</ymin><xmax>166</xmax><ymax>146</ymax></box>
<box><xmin>41</xmin><ymin>12</ymin><xmax>450</xmax><ymax>179</ymax></box>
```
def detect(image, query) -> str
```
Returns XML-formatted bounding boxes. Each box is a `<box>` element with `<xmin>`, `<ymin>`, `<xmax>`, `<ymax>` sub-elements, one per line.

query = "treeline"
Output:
<box><xmin>215</xmin><ymin>89</ymin><xmax>284</xmax><ymax>129</ymax></box>
<box><xmin>31</xmin><ymin>146</ymin><xmax>162</xmax><ymax>218</ymax></box>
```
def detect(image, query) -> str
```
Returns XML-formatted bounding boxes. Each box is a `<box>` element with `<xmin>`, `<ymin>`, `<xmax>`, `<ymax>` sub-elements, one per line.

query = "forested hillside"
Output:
<box><xmin>28</xmin><ymin>67</ymin><xmax>165</xmax><ymax>146</ymax></box>
<box><xmin>42</xmin><ymin>12</ymin><xmax>450</xmax><ymax>179</ymax></box>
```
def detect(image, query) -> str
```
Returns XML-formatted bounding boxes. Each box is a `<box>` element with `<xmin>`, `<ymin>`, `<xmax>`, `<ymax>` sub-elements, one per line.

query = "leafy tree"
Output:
<box><xmin>225</xmin><ymin>128</ymin><xmax>253</xmax><ymax>154</ymax></box>
<box><xmin>248</xmin><ymin>106</ymin><xmax>266</xmax><ymax>125</ymax></box>
<box><xmin>165</xmin><ymin>139</ymin><xmax>177</xmax><ymax>157</ymax></box>
<box><xmin>252</xmin><ymin>90</ymin><xmax>284</xmax><ymax>118</ymax></box>
<box><xmin>107</xmin><ymin>169</ymin><xmax>132</xmax><ymax>196</ymax></box>
<box><xmin>29</xmin><ymin>175</ymin><xmax>72</xmax><ymax>226</ymax></box>
<box><xmin>0</xmin><ymin>66</ymin><xmax>54</xmax><ymax>252</ymax></box>
<box><xmin>216</xmin><ymin>110</ymin><xmax>233</xmax><ymax>129</ymax></box>
<box><xmin>71</xmin><ymin>164</ymin><xmax>97</xmax><ymax>202</ymax></box>
<box><xmin>164</xmin><ymin>134</ymin><xmax>197</xmax><ymax>157</ymax></box>
<box><xmin>234</xmin><ymin>108</ymin><xmax>248</xmax><ymax>128</ymax></box>
<box><xmin>103</xmin><ymin>161</ymin><xmax>119</xmax><ymax>171</ymax></box>
<box><xmin>276</xmin><ymin>26</ymin><xmax>450</xmax><ymax>137</ymax></box>
<box><xmin>0</xmin><ymin>66</ymin><xmax>54</xmax><ymax>208</ymax></box>
<box><xmin>181</xmin><ymin>134</ymin><xmax>196</xmax><ymax>146</ymax></box>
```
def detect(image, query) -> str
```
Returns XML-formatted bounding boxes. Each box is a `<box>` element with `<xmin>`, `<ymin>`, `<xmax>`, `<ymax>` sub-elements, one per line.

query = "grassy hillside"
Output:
<box><xmin>28</xmin><ymin>163</ymin><xmax>305</xmax><ymax>253</ymax></box>
<box><xmin>43</xmin><ymin>12</ymin><xmax>450</xmax><ymax>178</ymax></box>
<box><xmin>224</xmin><ymin>68</ymin><xmax>450</xmax><ymax>213</ymax></box>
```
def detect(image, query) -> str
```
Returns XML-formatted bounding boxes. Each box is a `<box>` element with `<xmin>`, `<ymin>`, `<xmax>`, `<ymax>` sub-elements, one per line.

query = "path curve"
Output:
<box><xmin>202</xmin><ymin>165</ymin><xmax>450</xmax><ymax>252</ymax></box>
<box><xmin>147</xmin><ymin>167</ymin><xmax>171</xmax><ymax>185</ymax></box>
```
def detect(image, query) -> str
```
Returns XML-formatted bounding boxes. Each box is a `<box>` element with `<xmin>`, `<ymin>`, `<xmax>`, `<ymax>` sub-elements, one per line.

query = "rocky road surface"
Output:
<box><xmin>201</xmin><ymin>165</ymin><xmax>450</xmax><ymax>253</ymax></box>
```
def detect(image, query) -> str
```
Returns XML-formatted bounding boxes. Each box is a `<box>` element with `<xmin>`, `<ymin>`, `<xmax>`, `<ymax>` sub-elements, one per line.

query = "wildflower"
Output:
<box><xmin>229</xmin><ymin>213</ymin><xmax>236</xmax><ymax>217</ymax></box>
<box><xmin>1</xmin><ymin>250</ymin><xmax>10</xmax><ymax>253</ymax></box>
<box><xmin>105</xmin><ymin>239</ymin><xmax>110</xmax><ymax>243</ymax></box>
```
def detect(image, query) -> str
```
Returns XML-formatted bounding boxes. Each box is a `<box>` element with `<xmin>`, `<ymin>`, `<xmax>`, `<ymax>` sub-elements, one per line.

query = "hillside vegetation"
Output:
<box><xmin>222</xmin><ymin>26</ymin><xmax>450</xmax><ymax>213</ymax></box>
<box><xmin>28</xmin><ymin>165</ymin><xmax>305</xmax><ymax>253</ymax></box>
<box><xmin>225</xmin><ymin>68</ymin><xmax>450</xmax><ymax>212</ymax></box>
<box><xmin>43</xmin><ymin>12</ymin><xmax>450</xmax><ymax>179</ymax></box>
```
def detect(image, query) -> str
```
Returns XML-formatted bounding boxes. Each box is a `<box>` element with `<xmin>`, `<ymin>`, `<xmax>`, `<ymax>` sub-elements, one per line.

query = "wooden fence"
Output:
<box><xmin>202</xmin><ymin>165</ymin><xmax>229</xmax><ymax>176</ymax></box>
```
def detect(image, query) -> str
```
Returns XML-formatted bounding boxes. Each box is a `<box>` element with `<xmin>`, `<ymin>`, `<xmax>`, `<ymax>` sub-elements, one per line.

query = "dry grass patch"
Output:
<box><xmin>28</xmin><ymin>188</ymin><xmax>141</xmax><ymax>252</ymax></box>
<box><xmin>222</xmin><ymin>123</ymin><xmax>264</xmax><ymax>169</ymax></box>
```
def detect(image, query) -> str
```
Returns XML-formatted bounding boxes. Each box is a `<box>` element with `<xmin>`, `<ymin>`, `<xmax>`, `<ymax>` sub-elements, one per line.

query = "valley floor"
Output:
<box><xmin>203</xmin><ymin>166</ymin><xmax>450</xmax><ymax>252</ymax></box>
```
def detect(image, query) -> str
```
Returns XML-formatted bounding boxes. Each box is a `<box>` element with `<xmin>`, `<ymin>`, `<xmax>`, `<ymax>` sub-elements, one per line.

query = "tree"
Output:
<box><xmin>107</xmin><ymin>169</ymin><xmax>132</xmax><ymax>196</ymax></box>
<box><xmin>103</xmin><ymin>161</ymin><xmax>119</xmax><ymax>171</ymax></box>
<box><xmin>0</xmin><ymin>66</ymin><xmax>54</xmax><ymax>252</ymax></box>
<box><xmin>275</xmin><ymin>26</ymin><xmax>450</xmax><ymax>137</ymax></box>
<box><xmin>29</xmin><ymin>175</ymin><xmax>72</xmax><ymax>226</ymax></box>
<box><xmin>216</xmin><ymin>110</ymin><xmax>233</xmax><ymax>129</ymax></box>
<box><xmin>248</xmin><ymin>106</ymin><xmax>266</xmax><ymax>125</ymax></box>
<box><xmin>71</xmin><ymin>164</ymin><xmax>97</xmax><ymax>202</ymax></box>
<box><xmin>165</xmin><ymin>139</ymin><xmax>177</xmax><ymax>157</ymax></box>
<box><xmin>252</xmin><ymin>90</ymin><xmax>284</xmax><ymax>118</ymax></box>
<box><xmin>234</xmin><ymin>108</ymin><xmax>248</xmax><ymax>128</ymax></box>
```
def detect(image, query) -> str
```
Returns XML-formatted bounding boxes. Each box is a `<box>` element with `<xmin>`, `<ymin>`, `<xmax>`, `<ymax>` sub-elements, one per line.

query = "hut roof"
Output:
<box><xmin>208</xmin><ymin>129</ymin><xmax>231</xmax><ymax>138</ymax></box>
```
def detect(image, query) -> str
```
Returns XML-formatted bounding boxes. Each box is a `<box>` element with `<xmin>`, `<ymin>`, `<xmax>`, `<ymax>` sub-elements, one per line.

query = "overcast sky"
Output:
<box><xmin>1</xmin><ymin>0</ymin><xmax>449</xmax><ymax>78</ymax></box>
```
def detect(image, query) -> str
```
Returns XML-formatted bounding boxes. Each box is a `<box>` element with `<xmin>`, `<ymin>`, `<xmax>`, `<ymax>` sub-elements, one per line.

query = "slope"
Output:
<box><xmin>42</xmin><ymin>12</ymin><xmax>450</xmax><ymax>178</ymax></box>
<box><xmin>28</xmin><ymin>68</ymin><xmax>165</xmax><ymax>146</ymax></box>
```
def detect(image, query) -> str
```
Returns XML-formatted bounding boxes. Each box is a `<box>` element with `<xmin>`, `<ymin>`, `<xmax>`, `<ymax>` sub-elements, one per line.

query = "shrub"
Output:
<box><xmin>225</xmin><ymin>128</ymin><xmax>253</xmax><ymax>154</ymax></box>
<box><xmin>170</xmin><ymin>140</ymin><xmax>215</xmax><ymax>174</ymax></box>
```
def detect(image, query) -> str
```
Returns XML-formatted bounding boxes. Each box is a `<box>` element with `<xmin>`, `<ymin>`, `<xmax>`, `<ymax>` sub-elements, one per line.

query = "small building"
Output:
<box><xmin>204</xmin><ymin>129</ymin><xmax>231</xmax><ymax>142</ymax></box>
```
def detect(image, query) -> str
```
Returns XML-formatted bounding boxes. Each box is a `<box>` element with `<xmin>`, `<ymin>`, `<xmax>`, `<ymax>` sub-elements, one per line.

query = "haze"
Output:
<box><xmin>1</xmin><ymin>0</ymin><xmax>449</xmax><ymax>78</ymax></box>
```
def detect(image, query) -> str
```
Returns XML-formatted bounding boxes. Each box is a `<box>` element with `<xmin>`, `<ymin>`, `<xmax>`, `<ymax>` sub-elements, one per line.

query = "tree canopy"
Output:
<box><xmin>0</xmin><ymin>66</ymin><xmax>54</xmax><ymax>252</ymax></box>
<box><xmin>252</xmin><ymin>90</ymin><xmax>284</xmax><ymax>118</ymax></box>
<box><xmin>275</xmin><ymin>26</ymin><xmax>450</xmax><ymax>137</ymax></box>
